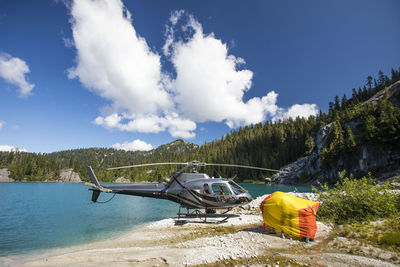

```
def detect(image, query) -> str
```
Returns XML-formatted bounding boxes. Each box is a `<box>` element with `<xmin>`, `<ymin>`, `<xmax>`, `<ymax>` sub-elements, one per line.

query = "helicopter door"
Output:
<box><xmin>203</xmin><ymin>184</ymin><xmax>211</xmax><ymax>194</ymax></box>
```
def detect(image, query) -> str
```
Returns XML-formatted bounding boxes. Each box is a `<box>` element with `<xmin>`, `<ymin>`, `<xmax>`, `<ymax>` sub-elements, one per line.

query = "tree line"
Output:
<box><xmin>1</xmin><ymin>67</ymin><xmax>399</xmax><ymax>182</ymax></box>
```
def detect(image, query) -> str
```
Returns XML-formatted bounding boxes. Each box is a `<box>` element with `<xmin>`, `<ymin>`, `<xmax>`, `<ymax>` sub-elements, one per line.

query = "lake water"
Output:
<box><xmin>0</xmin><ymin>182</ymin><xmax>312</xmax><ymax>256</ymax></box>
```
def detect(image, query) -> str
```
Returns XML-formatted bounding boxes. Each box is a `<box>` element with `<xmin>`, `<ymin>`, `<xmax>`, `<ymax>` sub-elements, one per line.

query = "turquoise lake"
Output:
<box><xmin>0</xmin><ymin>182</ymin><xmax>312</xmax><ymax>256</ymax></box>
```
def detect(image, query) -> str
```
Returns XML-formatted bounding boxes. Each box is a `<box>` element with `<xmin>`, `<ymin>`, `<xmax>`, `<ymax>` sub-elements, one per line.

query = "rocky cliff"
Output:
<box><xmin>367</xmin><ymin>80</ymin><xmax>400</xmax><ymax>106</ymax></box>
<box><xmin>0</xmin><ymin>168</ymin><xmax>14</xmax><ymax>182</ymax></box>
<box><xmin>58</xmin><ymin>168</ymin><xmax>82</xmax><ymax>183</ymax></box>
<box><xmin>273</xmin><ymin>81</ymin><xmax>400</xmax><ymax>185</ymax></box>
<box><xmin>273</xmin><ymin>125</ymin><xmax>400</xmax><ymax>185</ymax></box>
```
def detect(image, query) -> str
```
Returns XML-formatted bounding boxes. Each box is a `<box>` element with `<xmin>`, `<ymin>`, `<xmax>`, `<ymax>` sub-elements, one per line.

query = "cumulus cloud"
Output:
<box><xmin>0</xmin><ymin>121</ymin><xmax>3</xmax><ymax>131</ymax></box>
<box><xmin>68</xmin><ymin>0</ymin><xmax>172</xmax><ymax>114</ymax></box>
<box><xmin>0</xmin><ymin>53</ymin><xmax>35</xmax><ymax>97</ymax></box>
<box><xmin>111</xmin><ymin>139</ymin><xmax>153</xmax><ymax>151</ymax></box>
<box><xmin>163</xmin><ymin>9</ymin><xmax>184</xmax><ymax>57</ymax></box>
<box><xmin>68</xmin><ymin>1</ymin><xmax>318</xmax><ymax>138</ymax></box>
<box><xmin>93</xmin><ymin>112</ymin><xmax>196</xmax><ymax>138</ymax></box>
<box><xmin>0</xmin><ymin>145</ymin><xmax>28</xmax><ymax>152</ymax></box>
<box><xmin>273</xmin><ymin>103</ymin><xmax>319</xmax><ymax>122</ymax></box>
<box><xmin>68</xmin><ymin>0</ymin><xmax>196</xmax><ymax>138</ymax></box>
<box><xmin>167</xmin><ymin>14</ymin><xmax>281</xmax><ymax>128</ymax></box>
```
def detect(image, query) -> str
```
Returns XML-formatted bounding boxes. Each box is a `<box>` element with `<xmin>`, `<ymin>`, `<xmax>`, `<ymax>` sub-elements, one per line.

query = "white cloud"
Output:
<box><xmin>0</xmin><ymin>53</ymin><xmax>34</xmax><ymax>97</ymax></box>
<box><xmin>68</xmin><ymin>2</ymin><xmax>318</xmax><ymax>138</ymax></box>
<box><xmin>93</xmin><ymin>112</ymin><xmax>196</xmax><ymax>138</ymax></box>
<box><xmin>273</xmin><ymin>103</ymin><xmax>319</xmax><ymax>122</ymax></box>
<box><xmin>68</xmin><ymin>0</ymin><xmax>172</xmax><ymax>115</ymax></box>
<box><xmin>68</xmin><ymin>0</ymin><xmax>196</xmax><ymax>138</ymax></box>
<box><xmin>163</xmin><ymin>10</ymin><xmax>184</xmax><ymax>57</ymax></box>
<box><xmin>111</xmin><ymin>139</ymin><xmax>153</xmax><ymax>151</ymax></box>
<box><xmin>167</xmin><ymin>14</ymin><xmax>280</xmax><ymax>128</ymax></box>
<box><xmin>0</xmin><ymin>145</ymin><xmax>28</xmax><ymax>152</ymax></box>
<box><xmin>0</xmin><ymin>121</ymin><xmax>3</xmax><ymax>131</ymax></box>
<box><xmin>169</xmin><ymin>10</ymin><xmax>184</xmax><ymax>25</ymax></box>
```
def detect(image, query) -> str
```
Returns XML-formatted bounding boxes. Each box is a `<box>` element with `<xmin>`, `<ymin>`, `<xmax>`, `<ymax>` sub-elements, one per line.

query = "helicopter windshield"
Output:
<box><xmin>228</xmin><ymin>181</ymin><xmax>246</xmax><ymax>194</ymax></box>
<box><xmin>211</xmin><ymin>183</ymin><xmax>232</xmax><ymax>195</ymax></box>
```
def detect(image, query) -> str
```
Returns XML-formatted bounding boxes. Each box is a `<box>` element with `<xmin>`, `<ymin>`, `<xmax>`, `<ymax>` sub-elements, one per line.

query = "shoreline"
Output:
<box><xmin>1</xmin><ymin>193</ymin><xmax>398</xmax><ymax>266</ymax></box>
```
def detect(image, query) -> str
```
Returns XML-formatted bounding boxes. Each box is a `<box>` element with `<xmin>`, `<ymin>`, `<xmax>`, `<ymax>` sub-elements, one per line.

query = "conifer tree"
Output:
<box><xmin>364</xmin><ymin>115</ymin><xmax>378</xmax><ymax>141</ymax></box>
<box><xmin>366</xmin><ymin>75</ymin><xmax>373</xmax><ymax>89</ymax></box>
<box><xmin>305</xmin><ymin>135</ymin><xmax>315</xmax><ymax>155</ymax></box>
<box><xmin>344</xmin><ymin>126</ymin><xmax>356</xmax><ymax>151</ymax></box>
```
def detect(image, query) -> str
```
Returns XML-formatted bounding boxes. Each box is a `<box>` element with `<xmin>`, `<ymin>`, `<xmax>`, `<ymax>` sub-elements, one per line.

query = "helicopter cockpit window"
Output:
<box><xmin>228</xmin><ymin>181</ymin><xmax>246</xmax><ymax>194</ymax></box>
<box><xmin>211</xmin><ymin>183</ymin><xmax>232</xmax><ymax>195</ymax></box>
<box><xmin>203</xmin><ymin>184</ymin><xmax>211</xmax><ymax>194</ymax></box>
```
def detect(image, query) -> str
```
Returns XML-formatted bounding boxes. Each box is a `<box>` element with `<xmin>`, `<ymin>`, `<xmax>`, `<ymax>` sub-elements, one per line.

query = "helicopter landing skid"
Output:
<box><xmin>175</xmin><ymin>207</ymin><xmax>238</xmax><ymax>225</ymax></box>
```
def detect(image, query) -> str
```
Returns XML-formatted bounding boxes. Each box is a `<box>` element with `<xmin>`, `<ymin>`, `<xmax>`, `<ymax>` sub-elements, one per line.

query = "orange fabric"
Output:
<box><xmin>259</xmin><ymin>191</ymin><xmax>320</xmax><ymax>239</ymax></box>
<box><xmin>298</xmin><ymin>203</ymin><xmax>320</xmax><ymax>239</ymax></box>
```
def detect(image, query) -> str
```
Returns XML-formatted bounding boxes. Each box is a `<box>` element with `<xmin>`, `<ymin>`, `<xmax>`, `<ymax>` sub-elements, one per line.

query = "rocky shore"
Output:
<box><xmin>114</xmin><ymin>177</ymin><xmax>132</xmax><ymax>183</ymax></box>
<box><xmin>0</xmin><ymin>168</ymin><xmax>82</xmax><ymax>183</ymax></box>
<box><xmin>0</xmin><ymin>168</ymin><xmax>14</xmax><ymax>182</ymax></box>
<box><xmin>57</xmin><ymin>168</ymin><xmax>82</xmax><ymax>183</ymax></box>
<box><xmin>1</xmin><ymin>192</ymin><xmax>398</xmax><ymax>266</ymax></box>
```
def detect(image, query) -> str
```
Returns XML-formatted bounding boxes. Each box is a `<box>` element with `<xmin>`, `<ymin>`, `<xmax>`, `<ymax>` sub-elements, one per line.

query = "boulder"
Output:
<box><xmin>58</xmin><ymin>168</ymin><xmax>82</xmax><ymax>183</ymax></box>
<box><xmin>0</xmin><ymin>168</ymin><xmax>14</xmax><ymax>182</ymax></box>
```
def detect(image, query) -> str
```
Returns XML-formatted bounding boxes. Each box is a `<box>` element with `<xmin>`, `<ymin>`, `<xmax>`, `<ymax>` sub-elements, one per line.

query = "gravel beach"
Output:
<box><xmin>1</xmin><ymin>193</ymin><xmax>397</xmax><ymax>266</ymax></box>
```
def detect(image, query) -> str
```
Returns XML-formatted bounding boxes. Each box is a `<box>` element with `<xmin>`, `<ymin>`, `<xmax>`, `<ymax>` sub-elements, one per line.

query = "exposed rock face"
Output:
<box><xmin>367</xmin><ymin>80</ymin><xmax>400</xmax><ymax>107</ymax></box>
<box><xmin>58</xmin><ymin>168</ymin><xmax>82</xmax><ymax>183</ymax></box>
<box><xmin>272</xmin><ymin>123</ymin><xmax>400</xmax><ymax>185</ymax></box>
<box><xmin>114</xmin><ymin>177</ymin><xmax>132</xmax><ymax>183</ymax></box>
<box><xmin>272</xmin><ymin>123</ymin><xmax>332</xmax><ymax>185</ymax></box>
<box><xmin>0</xmin><ymin>168</ymin><xmax>14</xmax><ymax>182</ymax></box>
<box><xmin>272</xmin><ymin>82</ymin><xmax>400</xmax><ymax>185</ymax></box>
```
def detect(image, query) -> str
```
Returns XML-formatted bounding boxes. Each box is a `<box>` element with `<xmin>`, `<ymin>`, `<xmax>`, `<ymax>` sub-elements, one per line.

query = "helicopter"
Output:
<box><xmin>85</xmin><ymin>161</ymin><xmax>280</xmax><ymax>222</ymax></box>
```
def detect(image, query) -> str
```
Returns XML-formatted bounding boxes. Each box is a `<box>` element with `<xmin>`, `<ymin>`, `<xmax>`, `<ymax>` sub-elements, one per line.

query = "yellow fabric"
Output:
<box><xmin>260</xmin><ymin>191</ymin><xmax>318</xmax><ymax>238</ymax></box>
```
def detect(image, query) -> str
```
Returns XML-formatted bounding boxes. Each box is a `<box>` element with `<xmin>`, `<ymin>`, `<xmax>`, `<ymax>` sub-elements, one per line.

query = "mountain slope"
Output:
<box><xmin>1</xmin><ymin>68</ymin><xmax>399</xmax><ymax>183</ymax></box>
<box><xmin>273</xmin><ymin>81</ymin><xmax>400</xmax><ymax>184</ymax></box>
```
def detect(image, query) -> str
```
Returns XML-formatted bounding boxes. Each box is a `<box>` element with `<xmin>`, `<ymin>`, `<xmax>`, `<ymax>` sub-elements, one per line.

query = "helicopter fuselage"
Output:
<box><xmin>89</xmin><ymin>171</ymin><xmax>253</xmax><ymax>209</ymax></box>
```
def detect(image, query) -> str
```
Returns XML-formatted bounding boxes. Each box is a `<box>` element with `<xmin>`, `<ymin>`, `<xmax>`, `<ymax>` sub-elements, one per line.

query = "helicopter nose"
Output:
<box><xmin>238</xmin><ymin>193</ymin><xmax>253</xmax><ymax>203</ymax></box>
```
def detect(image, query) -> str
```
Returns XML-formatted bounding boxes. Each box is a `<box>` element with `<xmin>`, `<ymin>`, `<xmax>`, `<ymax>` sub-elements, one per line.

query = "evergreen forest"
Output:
<box><xmin>1</xmin><ymin>68</ymin><xmax>400</xmax><ymax>183</ymax></box>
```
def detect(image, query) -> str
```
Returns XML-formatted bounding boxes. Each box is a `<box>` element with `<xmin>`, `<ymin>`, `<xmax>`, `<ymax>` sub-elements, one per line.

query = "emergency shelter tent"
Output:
<box><xmin>259</xmin><ymin>191</ymin><xmax>320</xmax><ymax>239</ymax></box>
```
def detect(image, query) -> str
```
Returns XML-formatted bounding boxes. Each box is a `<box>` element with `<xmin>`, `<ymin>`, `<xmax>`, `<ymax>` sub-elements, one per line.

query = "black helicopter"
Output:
<box><xmin>85</xmin><ymin>161</ymin><xmax>279</xmax><ymax>221</ymax></box>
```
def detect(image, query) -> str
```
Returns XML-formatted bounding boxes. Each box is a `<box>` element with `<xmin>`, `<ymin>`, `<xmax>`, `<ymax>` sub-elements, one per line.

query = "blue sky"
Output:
<box><xmin>0</xmin><ymin>0</ymin><xmax>399</xmax><ymax>153</ymax></box>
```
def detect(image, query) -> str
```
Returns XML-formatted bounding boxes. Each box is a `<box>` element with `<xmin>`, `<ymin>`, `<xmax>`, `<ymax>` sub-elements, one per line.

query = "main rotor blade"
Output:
<box><xmin>204</xmin><ymin>163</ymin><xmax>282</xmax><ymax>172</ymax></box>
<box><xmin>107</xmin><ymin>162</ymin><xmax>188</xmax><ymax>170</ymax></box>
<box><xmin>107</xmin><ymin>160</ymin><xmax>287</xmax><ymax>173</ymax></box>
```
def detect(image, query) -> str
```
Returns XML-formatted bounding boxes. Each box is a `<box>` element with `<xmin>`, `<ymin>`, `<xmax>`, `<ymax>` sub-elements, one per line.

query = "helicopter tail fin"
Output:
<box><xmin>85</xmin><ymin>166</ymin><xmax>105</xmax><ymax>203</ymax></box>
<box><xmin>91</xmin><ymin>190</ymin><xmax>101</xmax><ymax>202</ymax></box>
<box><xmin>86</xmin><ymin>166</ymin><xmax>101</xmax><ymax>187</ymax></box>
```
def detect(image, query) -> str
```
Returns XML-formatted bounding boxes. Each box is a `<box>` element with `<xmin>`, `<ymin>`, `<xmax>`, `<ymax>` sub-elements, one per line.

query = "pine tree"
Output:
<box><xmin>344</xmin><ymin>126</ymin><xmax>356</xmax><ymax>151</ymax></box>
<box><xmin>330</xmin><ymin>121</ymin><xmax>345</xmax><ymax>154</ymax></box>
<box><xmin>334</xmin><ymin>96</ymin><xmax>340</xmax><ymax>110</ymax></box>
<box><xmin>366</xmin><ymin>75</ymin><xmax>373</xmax><ymax>89</ymax></box>
<box><xmin>341</xmin><ymin>94</ymin><xmax>347</xmax><ymax>110</ymax></box>
<box><xmin>364</xmin><ymin>115</ymin><xmax>377</xmax><ymax>141</ymax></box>
<box><xmin>352</xmin><ymin>88</ymin><xmax>359</xmax><ymax>104</ymax></box>
<box><xmin>304</xmin><ymin>135</ymin><xmax>315</xmax><ymax>155</ymax></box>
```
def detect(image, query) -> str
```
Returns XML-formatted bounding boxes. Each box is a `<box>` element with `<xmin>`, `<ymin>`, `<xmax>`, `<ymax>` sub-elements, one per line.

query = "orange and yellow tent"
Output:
<box><xmin>259</xmin><ymin>191</ymin><xmax>320</xmax><ymax>239</ymax></box>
